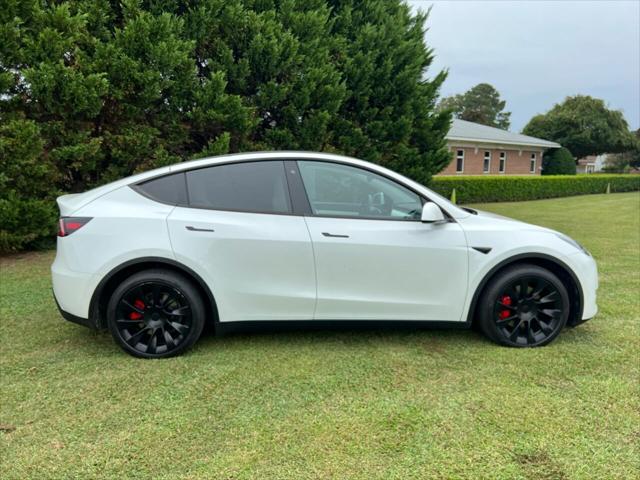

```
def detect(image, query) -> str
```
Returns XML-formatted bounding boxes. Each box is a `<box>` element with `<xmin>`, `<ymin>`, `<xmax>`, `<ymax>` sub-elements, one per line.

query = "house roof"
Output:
<box><xmin>446</xmin><ymin>119</ymin><xmax>561</xmax><ymax>149</ymax></box>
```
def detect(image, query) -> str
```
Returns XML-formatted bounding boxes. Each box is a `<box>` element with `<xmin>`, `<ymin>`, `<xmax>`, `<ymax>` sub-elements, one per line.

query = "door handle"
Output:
<box><xmin>186</xmin><ymin>226</ymin><xmax>215</xmax><ymax>232</ymax></box>
<box><xmin>322</xmin><ymin>232</ymin><xmax>349</xmax><ymax>238</ymax></box>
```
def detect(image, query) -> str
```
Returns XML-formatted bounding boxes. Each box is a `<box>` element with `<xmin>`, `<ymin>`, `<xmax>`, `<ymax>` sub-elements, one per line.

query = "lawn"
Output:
<box><xmin>1</xmin><ymin>192</ymin><xmax>639</xmax><ymax>479</ymax></box>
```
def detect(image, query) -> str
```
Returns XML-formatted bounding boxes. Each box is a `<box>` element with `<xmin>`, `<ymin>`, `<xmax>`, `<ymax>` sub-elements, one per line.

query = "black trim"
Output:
<box><xmin>465</xmin><ymin>253</ymin><xmax>584</xmax><ymax>325</ymax></box>
<box><xmin>216</xmin><ymin>319</ymin><xmax>470</xmax><ymax>335</ymax></box>
<box><xmin>182</xmin><ymin>170</ymin><xmax>190</xmax><ymax>206</ymax></box>
<box><xmin>284</xmin><ymin>160</ymin><xmax>313</xmax><ymax>215</ymax></box>
<box><xmin>53</xmin><ymin>290</ymin><xmax>98</xmax><ymax>330</ymax></box>
<box><xmin>472</xmin><ymin>247</ymin><xmax>492</xmax><ymax>254</ymax></box>
<box><xmin>128</xmin><ymin>156</ymin><xmax>458</xmax><ymax>222</ymax></box>
<box><xmin>89</xmin><ymin>257</ymin><xmax>218</xmax><ymax>330</ymax></box>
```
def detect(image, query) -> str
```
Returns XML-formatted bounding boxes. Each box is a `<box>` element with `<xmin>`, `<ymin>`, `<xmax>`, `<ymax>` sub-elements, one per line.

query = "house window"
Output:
<box><xmin>530</xmin><ymin>153</ymin><xmax>536</xmax><ymax>173</ymax></box>
<box><xmin>499</xmin><ymin>152</ymin><xmax>506</xmax><ymax>173</ymax></box>
<box><xmin>456</xmin><ymin>150</ymin><xmax>464</xmax><ymax>173</ymax></box>
<box><xmin>483</xmin><ymin>151</ymin><xmax>491</xmax><ymax>173</ymax></box>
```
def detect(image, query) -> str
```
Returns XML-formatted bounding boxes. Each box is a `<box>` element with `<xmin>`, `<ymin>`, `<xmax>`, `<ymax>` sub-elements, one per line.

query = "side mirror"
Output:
<box><xmin>421</xmin><ymin>202</ymin><xmax>446</xmax><ymax>223</ymax></box>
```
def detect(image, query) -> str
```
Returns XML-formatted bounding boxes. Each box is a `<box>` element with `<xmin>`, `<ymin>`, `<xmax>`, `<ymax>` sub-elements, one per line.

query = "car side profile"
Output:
<box><xmin>52</xmin><ymin>152</ymin><xmax>598</xmax><ymax>358</ymax></box>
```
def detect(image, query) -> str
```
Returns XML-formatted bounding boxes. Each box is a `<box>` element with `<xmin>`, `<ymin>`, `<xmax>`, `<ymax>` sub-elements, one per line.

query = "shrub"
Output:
<box><xmin>1</xmin><ymin>0</ymin><xmax>451</xmax><ymax>252</ymax></box>
<box><xmin>542</xmin><ymin>147</ymin><xmax>577</xmax><ymax>175</ymax></box>
<box><xmin>0</xmin><ymin>119</ymin><xmax>58</xmax><ymax>251</ymax></box>
<box><xmin>429</xmin><ymin>174</ymin><xmax>640</xmax><ymax>204</ymax></box>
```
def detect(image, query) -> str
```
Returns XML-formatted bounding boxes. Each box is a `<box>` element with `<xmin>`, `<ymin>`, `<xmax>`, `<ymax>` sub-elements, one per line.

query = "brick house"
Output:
<box><xmin>439</xmin><ymin>119</ymin><xmax>560</xmax><ymax>175</ymax></box>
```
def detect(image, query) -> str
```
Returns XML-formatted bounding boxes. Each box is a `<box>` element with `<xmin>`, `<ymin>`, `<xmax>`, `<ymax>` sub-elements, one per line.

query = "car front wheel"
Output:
<box><xmin>106</xmin><ymin>269</ymin><xmax>205</xmax><ymax>358</ymax></box>
<box><xmin>478</xmin><ymin>264</ymin><xmax>570</xmax><ymax>347</ymax></box>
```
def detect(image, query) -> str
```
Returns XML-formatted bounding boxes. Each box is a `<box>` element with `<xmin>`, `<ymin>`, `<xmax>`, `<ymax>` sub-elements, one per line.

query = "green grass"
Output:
<box><xmin>1</xmin><ymin>192</ymin><xmax>639</xmax><ymax>479</ymax></box>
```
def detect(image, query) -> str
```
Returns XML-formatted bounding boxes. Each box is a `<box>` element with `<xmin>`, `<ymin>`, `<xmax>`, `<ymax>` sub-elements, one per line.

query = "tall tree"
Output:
<box><xmin>523</xmin><ymin>95</ymin><xmax>635</xmax><ymax>160</ymax></box>
<box><xmin>0</xmin><ymin>0</ymin><xmax>450</xmax><ymax>251</ymax></box>
<box><xmin>603</xmin><ymin>129</ymin><xmax>640</xmax><ymax>172</ymax></box>
<box><xmin>438</xmin><ymin>83</ymin><xmax>511</xmax><ymax>130</ymax></box>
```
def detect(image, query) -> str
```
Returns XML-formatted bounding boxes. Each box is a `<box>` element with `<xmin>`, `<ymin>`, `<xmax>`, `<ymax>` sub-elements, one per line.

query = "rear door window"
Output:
<box><xmin>186</xmin><ymin>161</ymin><xmax>292</xmax><ymax>214</ymax></box>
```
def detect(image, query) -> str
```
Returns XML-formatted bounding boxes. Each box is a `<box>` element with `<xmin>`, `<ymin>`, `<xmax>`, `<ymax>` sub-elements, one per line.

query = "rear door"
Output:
<box><xmin>296</xmin><ymin>160</ymin><xmax>469</xmax><ymax>321</ymax></box>
<box><xmin>166</xmin><ymin>161</ymin><xmax>316</xmax><ymax>322</ymax></box>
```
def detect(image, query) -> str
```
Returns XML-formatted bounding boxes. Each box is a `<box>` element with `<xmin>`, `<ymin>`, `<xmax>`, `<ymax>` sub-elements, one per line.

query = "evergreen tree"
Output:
<box><xmin>541</xmin><ymin>147</ymin><xmax>576</xmax><ymax>175</ymax></box>
<box><xmin>0</xmin><ymin>0</ymin><xmax>450</xmax><ymax>251</ymax></box>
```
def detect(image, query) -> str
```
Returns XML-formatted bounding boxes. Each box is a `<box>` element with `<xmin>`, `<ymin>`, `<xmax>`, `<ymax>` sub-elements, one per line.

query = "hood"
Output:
<box><xmin>459</xmin><ymin>207</ymin><xmax>553</xmax><ymax>235</ymax></box>
<box><xmin>472</xmin><ymin>208</ymin><xmax>528</xmax><ymax>223</ymax></box>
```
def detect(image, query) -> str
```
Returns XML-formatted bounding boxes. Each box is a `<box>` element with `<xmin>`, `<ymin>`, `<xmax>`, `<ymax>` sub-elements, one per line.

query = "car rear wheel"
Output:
<box><xmin>478</xmin><ymin>264</ymin><xmax>569</xmax><ymax>347</ymax></box>
<box><xmin>107</xmin><ymin>269</ymin><xmax>205</xmax><ymax>358</ymax></box>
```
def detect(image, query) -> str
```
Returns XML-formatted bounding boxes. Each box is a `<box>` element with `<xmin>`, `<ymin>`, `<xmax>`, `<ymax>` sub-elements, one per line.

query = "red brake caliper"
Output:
<box><xmin>499</xmin><ymin>295</ymin><xmax>512</xmax><ymax>320</ymax></box>
<box><xmin>129</xmin><ymin>299</ymin><xmax>145</xmax><ymax>320</ymax></box>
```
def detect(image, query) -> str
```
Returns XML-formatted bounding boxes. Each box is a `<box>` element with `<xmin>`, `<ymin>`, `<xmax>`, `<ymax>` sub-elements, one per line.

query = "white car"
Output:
<box><xmin>52</xmin><ymin>152</ymin><xmax>598</xmax><ymax>358</ymax></box>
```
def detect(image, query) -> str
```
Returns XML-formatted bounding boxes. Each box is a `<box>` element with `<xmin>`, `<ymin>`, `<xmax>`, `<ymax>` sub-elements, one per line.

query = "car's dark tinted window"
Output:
<box><xmin>186</xmin><ymin>161</ymin><xmax>292</xmax><ymax>214</ymax></box>
<box><xmin>136</xmin><ymin>173</ymin><xmax>187</xmax><ymax>205</ymax></box>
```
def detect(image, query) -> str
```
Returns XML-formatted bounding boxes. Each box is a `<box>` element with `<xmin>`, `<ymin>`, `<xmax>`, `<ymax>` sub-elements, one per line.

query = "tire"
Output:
<box><xmin>107</xmin><ymin>269</ymin><xmax>206</xmax><ymax>358</ymax></box>
<box><xmin>478</xmin><ymin>264</ymin><xmax>570</xmax><ymax>347</ymax></box>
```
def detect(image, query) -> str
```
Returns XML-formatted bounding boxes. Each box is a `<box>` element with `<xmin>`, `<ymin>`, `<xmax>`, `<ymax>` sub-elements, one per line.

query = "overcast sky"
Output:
<box><xmin>407</xmin><ymin>0</ymin><xmax>640</xmax><ymax>132</ymax></box>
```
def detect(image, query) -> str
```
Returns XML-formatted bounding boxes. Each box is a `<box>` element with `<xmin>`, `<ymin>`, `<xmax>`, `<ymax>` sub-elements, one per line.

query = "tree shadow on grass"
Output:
<box><xmin>196</xmin><ymin>321</ymin><xmax>488</xmax><ymax>351</ymax></box>
<box><xmin>65</xmin><ymin>319</ymin><xmax>599</xmax><ymax>359</ymax></box>
<box><xmin>64</xmin><ymin>320</ymin><xmax>488</xmax><ymax>358</ymax></box>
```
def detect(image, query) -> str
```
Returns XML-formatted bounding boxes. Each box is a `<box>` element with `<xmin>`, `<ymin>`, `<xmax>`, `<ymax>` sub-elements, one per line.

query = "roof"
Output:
<box><xmin>446</xmin><ymin>119</ymin><xmax>561</xmax><ymax>149</ymax></box>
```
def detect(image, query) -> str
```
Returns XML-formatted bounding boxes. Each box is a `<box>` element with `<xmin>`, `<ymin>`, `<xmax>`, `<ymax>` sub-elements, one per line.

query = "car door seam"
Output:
<box><xmin>302</xmin><ymin>216</ymin><xmax>320</xmax><ymax>320</ymax></box>
<box><xmin>165</xmin><ymin>205</ymin><xmax>179</xmax><ymax>260</ymax></box>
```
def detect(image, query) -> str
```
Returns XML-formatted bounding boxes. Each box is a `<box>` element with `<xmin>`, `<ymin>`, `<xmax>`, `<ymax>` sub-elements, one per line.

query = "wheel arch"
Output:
<box><xmin>89</xmin><ymin>257</ymin><xmax>219</xmax><ymax>330</ymax></box>
<box><xmin>467</xmin><ymin>253</ymin><xmax>584</xmax><ymax>327</ymax></box>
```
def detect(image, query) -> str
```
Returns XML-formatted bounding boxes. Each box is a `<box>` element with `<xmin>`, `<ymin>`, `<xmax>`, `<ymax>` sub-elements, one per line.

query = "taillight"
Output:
<box><xmin>58</xmin><ymin>217</ymin><xmax>92</xmax><ymax>237</ymax></box>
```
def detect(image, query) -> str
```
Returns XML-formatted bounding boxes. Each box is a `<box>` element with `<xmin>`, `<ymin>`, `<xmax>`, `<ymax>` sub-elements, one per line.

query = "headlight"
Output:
<box><xmin>554</xmin><ymin>232</ymin><xmax>591</xmax><ymax>256</ymax></box>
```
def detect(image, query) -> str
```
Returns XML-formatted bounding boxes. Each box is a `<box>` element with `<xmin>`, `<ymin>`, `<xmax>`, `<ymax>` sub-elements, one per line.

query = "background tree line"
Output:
<box><xmin>440</xmin><ymin>84</ymin><xmax>637</xmax><ymax>175</ymax></box>
<box><xmin>0</xmin><ymin>0</ymin><xmax>451</xmax><ymax>251</ymax></box>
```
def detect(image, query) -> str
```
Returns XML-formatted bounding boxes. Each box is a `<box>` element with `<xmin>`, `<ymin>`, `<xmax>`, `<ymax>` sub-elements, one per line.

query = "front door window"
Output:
<box><xmin>297</xmin><ymin>161</ymin><xmax>423</xmax><ymax>220</ymax></box>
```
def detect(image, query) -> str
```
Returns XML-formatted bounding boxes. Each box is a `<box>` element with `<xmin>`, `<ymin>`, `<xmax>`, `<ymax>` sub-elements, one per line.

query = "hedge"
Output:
<box><xmin>429</xmin><ymin>174</ymin><xmax>640</xmax><ymax>204</ymax></box>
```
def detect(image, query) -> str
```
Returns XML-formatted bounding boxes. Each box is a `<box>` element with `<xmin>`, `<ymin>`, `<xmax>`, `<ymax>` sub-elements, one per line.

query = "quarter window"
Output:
<box><xmin>499</xmin><ymin>152</ymin><xmax>506</xmax><ymax>173</ymax></box>
<box><xmin>136</xmin><ymin>172</ymin><xmax>187</xmax><ymax>205</ymax></box>
<box><xmin>186</xmin><ymin>161</ymin><xmax>291</xmax><ymax>214</ymax></box>
<box><xmin>483</xmin><ymin>151</ymin><xmax>491</xmax><ymax>173</ymax></box>
<box><xmin>456</xmin><ymin>150</ymin><xmax>464</xmax><ymax>173</ymax></box>
<box><xmin>297</xmin><ymin>161</ymin><xmax>423</xmax><ymax>220</ymax></box>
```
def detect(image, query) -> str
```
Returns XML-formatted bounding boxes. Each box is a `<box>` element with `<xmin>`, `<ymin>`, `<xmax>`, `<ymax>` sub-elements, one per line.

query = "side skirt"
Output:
<box><xmin>215</xmin><ymin>319</ymin><xmax>471</xmax><ymax>335</ymax></box>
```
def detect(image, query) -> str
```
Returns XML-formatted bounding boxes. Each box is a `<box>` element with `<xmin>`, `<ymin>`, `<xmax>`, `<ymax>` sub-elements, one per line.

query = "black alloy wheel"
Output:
<box><xmin>479</xmin><ymin>264</ymin><xmax>570</xmax><ymax>347</ymax></box>
<box><xmin>107</xmin><ymin>269</ymin><xmax>205</xmax><ymax>358</ymax></box>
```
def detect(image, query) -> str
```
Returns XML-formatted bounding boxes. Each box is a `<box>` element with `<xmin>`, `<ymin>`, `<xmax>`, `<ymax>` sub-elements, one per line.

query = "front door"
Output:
<box><xmin>297</xmin><ymin>160</ymin><xmax>468</xmax><ymax>321</ymax></box>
